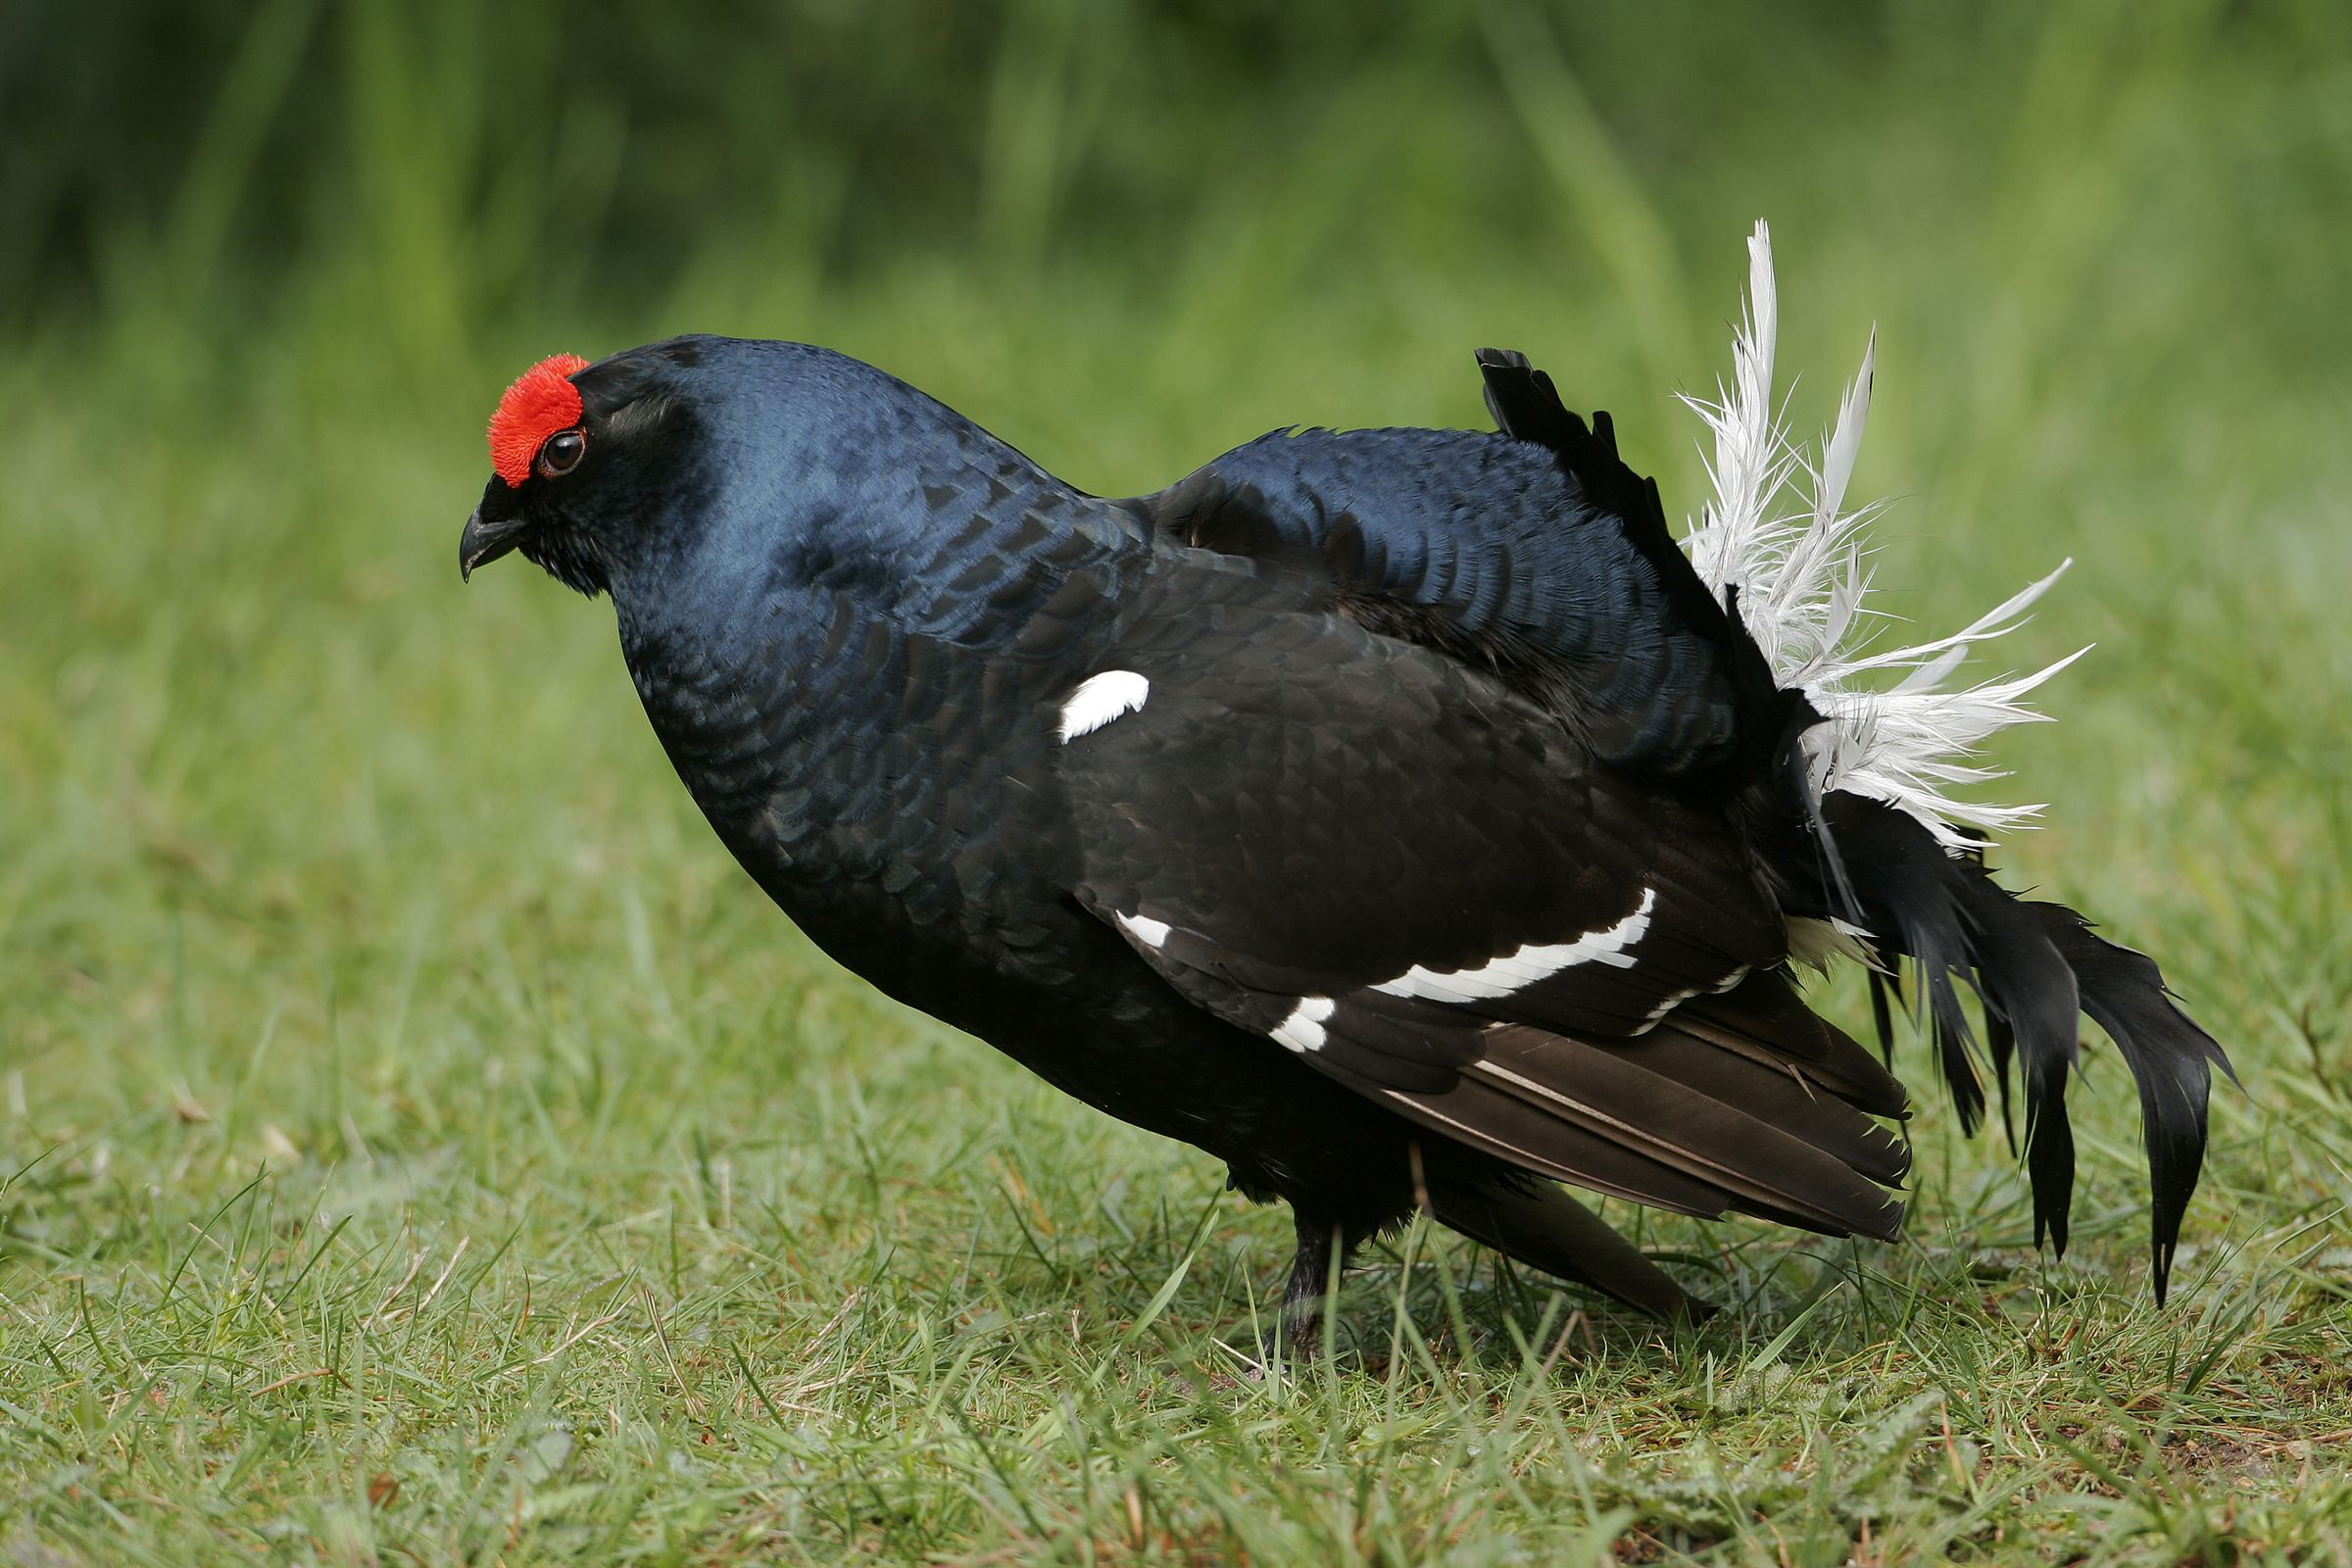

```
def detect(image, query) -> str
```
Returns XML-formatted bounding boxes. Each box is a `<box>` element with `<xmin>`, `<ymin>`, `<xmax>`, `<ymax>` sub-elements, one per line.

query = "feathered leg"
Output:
<box><xmin>1270</xmin><ymin>1208</ymin><xmax>1343</xmax><ymax>1362</ymax></box>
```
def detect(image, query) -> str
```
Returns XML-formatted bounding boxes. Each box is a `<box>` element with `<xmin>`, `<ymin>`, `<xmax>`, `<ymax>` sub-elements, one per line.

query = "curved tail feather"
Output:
<box><xmin>2028</xmin><ymin>905</ymin><xmax>2234</xmax><ymax>1300</ymax></box>
<box><xmin>1820</xmin><ymin>791</ymin><xmax>2230</xmax><ymax>1300</ymax></box>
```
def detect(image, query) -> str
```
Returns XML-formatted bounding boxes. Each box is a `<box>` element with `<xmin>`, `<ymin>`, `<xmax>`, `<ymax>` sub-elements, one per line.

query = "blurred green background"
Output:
<box><xmin>4</xmin><ymin>2</ymin><xmax>2351</xmax><ymax>1562</ymax></box>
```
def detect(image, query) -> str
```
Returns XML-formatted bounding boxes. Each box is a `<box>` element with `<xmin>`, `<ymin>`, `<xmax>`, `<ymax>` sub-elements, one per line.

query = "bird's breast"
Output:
<box><xmin>620</xmin><ymin>599</ymin><xmax>1094</xmax><ymax>1010</ymax></box>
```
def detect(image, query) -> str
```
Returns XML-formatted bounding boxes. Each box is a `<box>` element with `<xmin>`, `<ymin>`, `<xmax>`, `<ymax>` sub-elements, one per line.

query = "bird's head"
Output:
<box><xmin>463</xmin><ymin>334</ymin><xmax>929</xmax><ymax>604</ymax></box>
<box><xmin>460</xmin><ymin>340</ymin><xmax>709</xmax><ymax>599</ymax></box>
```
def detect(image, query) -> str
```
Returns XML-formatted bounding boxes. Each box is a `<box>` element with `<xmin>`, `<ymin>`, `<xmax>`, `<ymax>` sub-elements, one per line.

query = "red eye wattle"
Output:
<box><xmin>487</xmin><ymin>354</ymin><xmax>590</xmax><ymax>486</ymax></box>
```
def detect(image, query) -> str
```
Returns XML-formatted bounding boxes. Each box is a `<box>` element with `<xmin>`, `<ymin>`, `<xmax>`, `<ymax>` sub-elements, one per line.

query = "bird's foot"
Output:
<box><xmin>1235</xmin><ymin>1319</ymin><xmax>1316</xmax><ymax>1383</ymax></box>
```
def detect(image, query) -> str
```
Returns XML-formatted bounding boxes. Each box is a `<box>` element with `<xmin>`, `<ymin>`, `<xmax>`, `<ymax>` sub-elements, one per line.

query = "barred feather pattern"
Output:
<box><xmin>1680</xmin><ymin>221</ymin><xmax>2086</xmax><ymax>849</ymax></box>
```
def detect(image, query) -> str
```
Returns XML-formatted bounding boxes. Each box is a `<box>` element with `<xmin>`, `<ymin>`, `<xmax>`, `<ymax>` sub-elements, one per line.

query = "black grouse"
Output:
<box><xmin>459</xmin><ymin>224</ymin><xmax>2230</xmax><ymax>1352</ymax></box>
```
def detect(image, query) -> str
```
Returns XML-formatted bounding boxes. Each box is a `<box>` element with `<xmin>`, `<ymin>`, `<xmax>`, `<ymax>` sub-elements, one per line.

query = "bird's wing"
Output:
<box><xmin>1054</xmin><ymin>585</ymin><xmax>1908</xmax><ymax>1239</ymax></box>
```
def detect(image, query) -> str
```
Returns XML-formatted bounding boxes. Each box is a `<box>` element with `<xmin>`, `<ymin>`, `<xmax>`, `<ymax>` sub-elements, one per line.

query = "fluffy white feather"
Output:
<box><xmin>1679</xmin><ymin>220</ymin><xmax>2085</xmax><ymax>849</ymax></box>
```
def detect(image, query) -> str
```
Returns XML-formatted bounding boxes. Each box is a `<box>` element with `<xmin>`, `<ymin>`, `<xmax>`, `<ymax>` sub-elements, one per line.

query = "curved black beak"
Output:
<box><xmin>459</xmin><ymin>505</ymin><xmax>530</xmax><ymax>581</ymax></box>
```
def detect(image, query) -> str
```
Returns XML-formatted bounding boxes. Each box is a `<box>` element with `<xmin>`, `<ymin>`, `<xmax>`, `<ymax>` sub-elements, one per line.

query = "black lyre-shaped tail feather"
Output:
<box><xmin>1821</xmin><ymin>792</ymin><xmax>2231</xmax><ymax>1301</ymax></box>
<box><xmin>2029</xmin><ymin>905</ymin><xmax>2235</xmax><ymax>1299</ymax></box>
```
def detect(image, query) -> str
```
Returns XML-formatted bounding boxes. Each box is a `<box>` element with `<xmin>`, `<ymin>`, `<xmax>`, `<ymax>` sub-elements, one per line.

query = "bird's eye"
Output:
<box><xmin>536</xmin><ymin>427</ymin><xmax>587</xmax><ymax>478</ymax></box>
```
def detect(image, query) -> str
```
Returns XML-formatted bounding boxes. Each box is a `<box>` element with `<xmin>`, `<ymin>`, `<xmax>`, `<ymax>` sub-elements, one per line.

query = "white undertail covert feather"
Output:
<box><xmin>1679</xmin><ymin>220</ymin><xmax>2086</xmax><ymax>849</ymax></box>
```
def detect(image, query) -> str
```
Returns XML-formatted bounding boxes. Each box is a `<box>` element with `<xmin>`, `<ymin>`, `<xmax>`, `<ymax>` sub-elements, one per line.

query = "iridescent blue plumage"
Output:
<box><xmin>1138</xmin><ymin>422</ymin><xmax>1748</xmax><ymax>771</ymax></box>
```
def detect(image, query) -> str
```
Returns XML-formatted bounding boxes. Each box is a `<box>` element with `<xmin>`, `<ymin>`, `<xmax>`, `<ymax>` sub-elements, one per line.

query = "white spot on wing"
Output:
<box><xmin>1115</xmin><ymin>910</ymin><xmax>1171</xmax><ymax>949</ymax></box>
<box><xmin>1370</xmin><ymin>888</ymin><xmax>1658</xmax><ymax>1004</ymax></box>
<box><xmin>1057</xmin><ymin>670</ymin><xmax>1150</xmax><ymax>742</ymax></box>
<box><xmin>1270</xmin><ymin>996</ymin><xmax>1335</xmax><ymax>1054</ymax></box>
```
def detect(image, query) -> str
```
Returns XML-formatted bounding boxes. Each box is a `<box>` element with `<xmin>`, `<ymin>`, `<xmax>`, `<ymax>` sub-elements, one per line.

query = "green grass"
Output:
<box><xmin>6</xmin><ymin>4</ymin><xmax>2352</xmax><ymax>1563</ymax></box>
